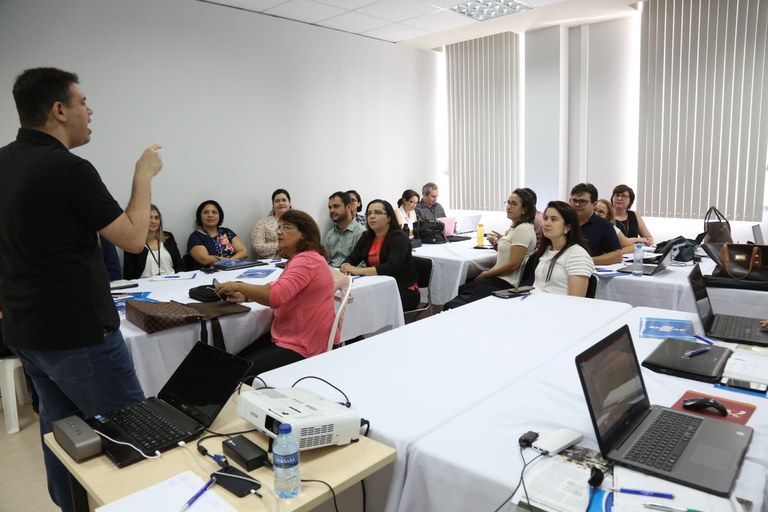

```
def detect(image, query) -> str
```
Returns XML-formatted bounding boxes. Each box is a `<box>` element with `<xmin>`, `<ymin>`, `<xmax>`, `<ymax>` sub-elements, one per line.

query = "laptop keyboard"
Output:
<box><xmin>625</xmin><ymin>410</ymin><xmax>702</xmax><ymax>472</ymax></box>
<box><xmin>716</xmin><ymin>315</ymin><xmax>754</xmax><ymax>338</ymax></box>
<box><xmin>105</xmin><ymin>402</ymin><xmax>187</xmax><ymax>451</ymax></box>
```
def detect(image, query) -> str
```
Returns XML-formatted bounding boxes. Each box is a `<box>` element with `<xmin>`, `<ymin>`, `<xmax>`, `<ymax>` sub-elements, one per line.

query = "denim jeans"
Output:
<box><xmin>14</xmin><ymin>330</ymin><xmax>144</xmax><ymax>512</ymax></box>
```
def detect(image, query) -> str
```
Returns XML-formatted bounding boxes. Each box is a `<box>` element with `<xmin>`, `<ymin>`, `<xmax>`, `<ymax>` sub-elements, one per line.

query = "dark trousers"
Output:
<box><xmin>238</xmin><ymin>332</ymin><xmax>305</xmax><ymax>380</ymax></box>
<box><xmin>443</xmin><ymin>276</ymin><xmax>510</xmax><ymax>311</ymax></box>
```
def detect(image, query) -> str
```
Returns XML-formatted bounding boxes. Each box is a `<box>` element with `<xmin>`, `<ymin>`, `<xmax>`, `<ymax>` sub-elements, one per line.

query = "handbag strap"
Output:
<box><xmin>704</xmin><ymin>206</ymin><xmax>730</xmax><ymax>230</ymax></box>
<box><xmin>720</xmin><ymin>244</ymin><xmax>759</xmax><ymax>280</ymax></box>
<box><xmin>197</xmin><ymin>318</ymin><xmax>225</xmax><ymax>350</ymax></box>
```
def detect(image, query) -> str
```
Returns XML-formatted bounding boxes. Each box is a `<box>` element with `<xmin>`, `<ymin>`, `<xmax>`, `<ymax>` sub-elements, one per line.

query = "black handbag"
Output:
<box><xmin>415</xmin><ymin>220</ymin><xmax>447</xmax><ymax>244</ymax></box>
<box><xmin>189</xmin><ymin>284</ymin><xmax>220</xmax><ymax>302</ymax></box>
<box><xmin>705</xmin><ymin>243</ymin><xmax>768</xmax><ymax>281</ymax></box>
<box><xmin>701</xmin><ymin>206</ymin><xmax>733</xmax><ymax>244</ymax></box>
<box><xmin>654</xmin><ymin>236</ymin><xmax>697</xmax><ymax>262</ymax></box>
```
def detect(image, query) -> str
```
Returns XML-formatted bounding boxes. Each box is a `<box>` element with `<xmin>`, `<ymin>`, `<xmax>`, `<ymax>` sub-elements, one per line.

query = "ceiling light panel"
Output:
<box><xmin>450</xmin><ymin>0</ymin><xmax>531</xmax><ymax>21</ymax></box>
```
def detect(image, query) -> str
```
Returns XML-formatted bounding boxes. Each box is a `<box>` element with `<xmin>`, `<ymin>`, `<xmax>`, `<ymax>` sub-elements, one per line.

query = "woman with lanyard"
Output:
<box><xmin>187</xmin><ymin>199</ymin><xmax>248</xmax><ymax>268</ymax></box>
<box><xmin>123</xmin><ymin>204</ymin><xmax>183</xmax><ymax>279</ymax></box>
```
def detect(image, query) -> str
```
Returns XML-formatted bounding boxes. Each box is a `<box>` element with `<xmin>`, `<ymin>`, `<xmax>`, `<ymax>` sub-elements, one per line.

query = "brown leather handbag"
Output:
<box><xmin>125</xmin><ymin>300</ymin><xmax>202</xmax><ymax>333</ymax></box>
<box><xmin>718</xmin><ymin>244</ymin><xmax>768</xmax><ymax>281</ymax></box>
<box><xmin>701</xmin><ymin>206</ymin><xmax>733</xmax><ymax>244</ymax></box>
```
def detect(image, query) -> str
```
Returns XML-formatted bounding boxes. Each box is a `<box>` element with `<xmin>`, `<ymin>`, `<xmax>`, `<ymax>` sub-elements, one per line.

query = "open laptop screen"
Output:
<box><xmin>688</xmin><ymin>264</ymin><xmax>714</xmax><ymax>328</ymax></box>
<box><xmin>576</xmin><ymin>325</ymin><xmax>650</xmax><ymax>455</ymax></box>
<box><xmin>159</xmin><ymin>342</ymin><xmax>252</xmax><ymax>426</ymax></box>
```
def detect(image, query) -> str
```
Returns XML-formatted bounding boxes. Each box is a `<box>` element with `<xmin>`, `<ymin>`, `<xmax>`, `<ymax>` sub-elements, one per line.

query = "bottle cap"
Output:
<box><xmin>278</xmin><ymin>423</ymin><xmax>292</xmax><ymax>434</ymax></box>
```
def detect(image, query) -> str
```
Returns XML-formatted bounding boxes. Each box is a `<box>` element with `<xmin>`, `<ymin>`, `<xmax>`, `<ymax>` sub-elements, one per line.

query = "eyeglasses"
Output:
<box><xmin>569</xmin><ymin>198</ymin><xmax>591</xmax><ymax>206</ymax></box>
<box><xmin>276</xmin><ymin>224</ymin><xmax>297</xmax><ymax>232</ymax></box>
<box><xmin>366</xmin><ymin>210</ymin><xmax>387</xmax><ymax>217</ymax></box>
<box><xmin>613</xmin><ymin>193</ymin><xmax>630</xmax><ymax>199</ymax></box>
<box><xmin>505</xmin><ymin>200</ymin><xmax>520</xmax><ymax>207</ymax></box>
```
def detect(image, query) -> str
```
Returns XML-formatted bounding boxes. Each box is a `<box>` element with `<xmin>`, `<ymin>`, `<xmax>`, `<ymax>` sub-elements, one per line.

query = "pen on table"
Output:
<box><xmin>643</xmin><ymin>501</ymin><xmax>703</xmax><ymax>512</ymax></box>
<box><xmin>693</xmin><ymin>335</ymin><xmax>713</xmax><ymax>345</ymax></box>
<box><xmin>520</xmin><ymin>293</ymin><xmax>530</xmax><ymax>301</ymax></box>
<box><xmin>164</xmin><ymin>275</ymin><xmax>180</xmax><ymax>278</ymax></box>
<box><xmin>610</xmin><ymin>487</ymin><xmax>674</xmax><ymax>499</ymax></box>
<box><xmin>179</xmin><ymin>476</ymin><xmax>216</xmax><ymax>512</ymax></box>
<box><xmin>684</xmin><ymin>346</ymin><xmax>711</xmax><ymax>358</ymax></box>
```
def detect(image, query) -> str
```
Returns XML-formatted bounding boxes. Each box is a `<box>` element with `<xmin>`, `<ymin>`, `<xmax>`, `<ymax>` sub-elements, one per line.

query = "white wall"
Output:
<box><xmin>0</xmin><ymin>0</ymin><xmax>440</xmax><ymax>257</ymax></box>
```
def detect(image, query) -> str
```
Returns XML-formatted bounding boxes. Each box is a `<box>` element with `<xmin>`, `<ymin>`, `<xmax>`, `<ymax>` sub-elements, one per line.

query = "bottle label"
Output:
<box><xmin>274</xmin><ymin>452</ymin><xmax>299</xmax><ymax>468</ymax></box>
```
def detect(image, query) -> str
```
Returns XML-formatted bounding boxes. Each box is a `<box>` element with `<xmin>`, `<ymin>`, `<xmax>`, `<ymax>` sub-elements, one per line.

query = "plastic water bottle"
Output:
<box><xmin>476</xmin><ymin>223</ymin><xmax>485</xmax><ymax>246</ymax></box>
<box><xmin>273</xmin><ymin>423</ymin><xmax>300</xmax><ymax>498</ymax></box>
<box><xmin>632</xmin><ymin>243</ymin><xmax>644</xmax><ymax>276</ymax></box>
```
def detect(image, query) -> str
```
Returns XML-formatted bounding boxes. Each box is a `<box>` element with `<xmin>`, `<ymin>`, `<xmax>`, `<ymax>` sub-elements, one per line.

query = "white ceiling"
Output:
<box><xmin>199</xmin><ymin>0</ymin><xmax>638</xmax><ymax>49</ymax></box>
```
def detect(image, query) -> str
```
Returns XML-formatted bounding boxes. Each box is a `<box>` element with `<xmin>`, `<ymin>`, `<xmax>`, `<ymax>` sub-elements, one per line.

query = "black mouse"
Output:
<box><xmin>682</xmin><ymin>397</ymin><xmax>728</xmax><ymax>416</ymax></box>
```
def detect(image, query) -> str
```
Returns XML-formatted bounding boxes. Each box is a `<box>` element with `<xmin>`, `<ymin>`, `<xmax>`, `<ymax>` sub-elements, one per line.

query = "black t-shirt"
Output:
<box><xmin>0</xmin><ymin>129</ymin><xmax>123</xmax><ymax>350</ymax></box>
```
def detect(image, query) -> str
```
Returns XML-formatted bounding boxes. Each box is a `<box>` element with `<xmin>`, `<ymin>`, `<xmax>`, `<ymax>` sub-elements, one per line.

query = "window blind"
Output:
<box><xmin>446</xmin><ymin>32</ymin><xmax>520</xmax><ymax>210</ymax></box>
<box><xmin>638</xmin><ymin>0</ymin><xmax>768</xmax><ymax>221</ymax></box>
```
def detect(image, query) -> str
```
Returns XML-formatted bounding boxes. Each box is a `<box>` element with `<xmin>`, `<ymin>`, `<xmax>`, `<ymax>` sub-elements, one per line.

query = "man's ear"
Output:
<box><xmin>51</xmin><ymin>101</ymin><xmax>67</xmax><ymax>122</ymax></box>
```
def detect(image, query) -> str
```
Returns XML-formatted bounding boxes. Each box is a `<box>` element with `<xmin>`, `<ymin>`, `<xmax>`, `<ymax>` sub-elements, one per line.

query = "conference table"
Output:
<box><xmin>411</xmin><ymin>237</ymin><xmax>497</xmax><ymax>305</ymax></box>
<box><xmin>595</xmin><ymin>257</ymin><xmax>768</xmax><ymax>318</ymax></box>
<box><xmin>398</xmin><ymin>307</ymin><xmax>768</xmax><ymax>512</ymax></box>
<box><xmin>44</xmin><ymin>385</ymin><xmax>397</xmax><ymax>512</ymax></box>
<box><xmin>117</xmin><ymin>264</ymin><xmax>403</xmax><ymax>396</ymax></box>
<box><xmin>260</xmin><ymin>293</ymin><xmax>633</xmax><ymax>512</ymax></box>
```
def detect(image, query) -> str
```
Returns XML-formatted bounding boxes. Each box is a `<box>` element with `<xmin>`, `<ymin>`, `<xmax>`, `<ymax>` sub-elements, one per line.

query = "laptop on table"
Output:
<box><xmin>455</xmin><ymin>214</ymin><xmax>482</xmax><ymax>234</ymax></box>
<box><xmin>575</xmin><ymin>325</ymin><xmax>752</xmax><ymax>496</ymax></box>
<box><xmin>616</xmin><ymin>241</ymin><xmax>680</xmax><ymax>276</ymax></box>
<box><xmin>87</xmin><ymin>342</ymin><xmax>252</xmax><ymax>467</ymax></box>
<box><xmin>688</xmin><ymin>263</ymin><xmax>768</xmax><ymax>346</ymax></box>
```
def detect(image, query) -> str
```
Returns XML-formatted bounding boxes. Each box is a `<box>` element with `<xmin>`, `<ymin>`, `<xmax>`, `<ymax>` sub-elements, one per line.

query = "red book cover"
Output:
<box><xmin>671</xmin><ymin>390</ymin><xmax>756</xmax><ymax>425</ymax></box>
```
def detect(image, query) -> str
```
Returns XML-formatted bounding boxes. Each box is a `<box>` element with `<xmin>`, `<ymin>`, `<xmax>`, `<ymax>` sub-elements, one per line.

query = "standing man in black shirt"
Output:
<box><xmin>0</xmin><ymin>67</ymin><xmax>163</xmax><ymax>512</ymax></box>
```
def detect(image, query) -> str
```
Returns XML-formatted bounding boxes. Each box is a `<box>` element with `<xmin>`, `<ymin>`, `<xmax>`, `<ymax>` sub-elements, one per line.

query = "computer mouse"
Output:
<box><xmin>682</xmin><ymin>397</ymin><xmax>728</xmax><ymax>416</ymax></box>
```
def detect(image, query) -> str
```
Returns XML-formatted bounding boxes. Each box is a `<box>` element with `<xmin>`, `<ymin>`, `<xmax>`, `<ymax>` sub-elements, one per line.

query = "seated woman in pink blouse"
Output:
<box><xmin>216</xmin><ymin>210</ymin><xmax>336</xmax><ymax>377</ymax></box>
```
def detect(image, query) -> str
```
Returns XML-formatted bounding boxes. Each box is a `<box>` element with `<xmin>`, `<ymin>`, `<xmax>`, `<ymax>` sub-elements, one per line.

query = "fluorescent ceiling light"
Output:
<box><xmin>450</xmin><ymin>0</ymin><xmax>532</xmax><ymax>21</ymax></box>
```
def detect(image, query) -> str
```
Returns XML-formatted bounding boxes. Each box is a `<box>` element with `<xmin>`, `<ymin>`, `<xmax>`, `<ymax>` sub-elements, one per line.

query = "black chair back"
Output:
<box><xmin>586</xmin><ymin>274</ymin><xmax>598</xmax><ymax>299</ymax></box>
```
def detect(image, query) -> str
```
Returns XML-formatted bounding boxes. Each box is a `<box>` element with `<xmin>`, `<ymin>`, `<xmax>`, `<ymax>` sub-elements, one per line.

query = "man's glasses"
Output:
<box><xmin>569</xmin><ymin>198</ymin><xmax>591</xmax><ymax>206</ymax></box>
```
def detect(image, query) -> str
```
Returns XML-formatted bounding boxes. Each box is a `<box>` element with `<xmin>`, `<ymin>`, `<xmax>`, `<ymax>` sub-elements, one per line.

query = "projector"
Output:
<box><xmin>238</xmin><ymin>387</ymin><xmax>361</xmax><ymax>450</ymax></box>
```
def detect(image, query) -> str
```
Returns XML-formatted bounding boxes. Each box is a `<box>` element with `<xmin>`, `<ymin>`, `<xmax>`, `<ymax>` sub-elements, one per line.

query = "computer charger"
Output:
<box><xmin>222</xmin><ymin>435</ymin><xmax>268</xmax><ymax>472</ymax></box>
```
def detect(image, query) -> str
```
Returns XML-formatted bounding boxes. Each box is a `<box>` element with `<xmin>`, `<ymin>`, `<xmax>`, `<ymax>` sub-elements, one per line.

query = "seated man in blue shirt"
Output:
<box><xmin>569</xmin><ymin>183</ymin><xmax>623</xmax><ymax>265</ymax></box>
<box><xmin>415</xmin><ymin>181</ymin><xmax>447</xmax><ymax>222</ymax></box>
<box><xmin>323</xmin><ymin>191</ymin><xmax>364</xmax><ymax>267</ymax></box>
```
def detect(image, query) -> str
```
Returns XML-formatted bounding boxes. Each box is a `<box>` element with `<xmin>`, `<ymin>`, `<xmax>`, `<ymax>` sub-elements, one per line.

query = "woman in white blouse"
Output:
<box><xmin>395</xmin><ymin>189</ymin><xmax>419</xmax><ymax>236</ymax></box>
<box><xmin>532</xmin><ymin>200</ymin><xmax>595</xmax><ymax>296</ymax></box>
<box><xmin>123</xmin><ymin>204</ymin><xmax>183</xmax><ymax>279</ymax></box>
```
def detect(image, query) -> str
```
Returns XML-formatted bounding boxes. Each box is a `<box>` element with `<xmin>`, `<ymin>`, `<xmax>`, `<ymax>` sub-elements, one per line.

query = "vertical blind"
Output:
<box><xmin>638</xmin><ymin>0</ymin><xmax>768</xmax><ymax>221</ymax></box>
<box><xmin>446</xmin><ymin>32</ymin><xmax>520</xmax><ymax>210</ymax></box>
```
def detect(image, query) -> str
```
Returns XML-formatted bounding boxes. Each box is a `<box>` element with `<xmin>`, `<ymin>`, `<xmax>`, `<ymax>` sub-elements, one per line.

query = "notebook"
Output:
<box><xmin>575</xmin><ymin>325</ymin><xmax>752</xmax><ymax>496</ymax></box>
<box><xmin>688</xmin><ymin>263</ymin><xmax>768</xmax><ymax>346</ymax></box>
<box><xmin>455</xmin><ymin>214</ymin><xmax>482</xmax><ymax>234</ymax></box>
<box><xmin>641</xmin><ymin>337</ymin><xmax>733</xmax><ymax>382</ymax></box>
<box><xmin>87</xmin><ymin>342</ymin><xmax>252</xmax><ymax>467</ymax></box>
<box><xmin>212</xmin><ymin>259</ymin><xmax>266</xmax><ymax>270</ymax></box>
<box><xmin>616</xmin><ymin>240</ymin><xmax>679</xmax><ymax>275</ymax></box>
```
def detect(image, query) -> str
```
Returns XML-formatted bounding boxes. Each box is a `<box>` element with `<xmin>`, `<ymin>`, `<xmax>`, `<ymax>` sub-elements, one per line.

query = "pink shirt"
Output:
<box><xmin>268</xmin><ymin>250</ymin><xmax>336</xmax><ymax>358</ymax></box>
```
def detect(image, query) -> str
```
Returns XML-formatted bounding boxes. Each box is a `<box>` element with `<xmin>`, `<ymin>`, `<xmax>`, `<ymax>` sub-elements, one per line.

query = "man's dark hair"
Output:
<box><xmin>328</xmin><ymin>191</ymin><xmax>351</xmax><ymax>206</ymax></box>
<box><xmin>570</xmin><ymin>183</ymin><xmax>599</xmax><ymax>203</ymax></box>
<box><xmin>13</xmin><ymin>67</ymin><xmax>79</xmax><ymax>128</ymax></box>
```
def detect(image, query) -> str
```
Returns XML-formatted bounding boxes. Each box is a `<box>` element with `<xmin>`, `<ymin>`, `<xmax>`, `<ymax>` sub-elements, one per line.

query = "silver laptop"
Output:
<box><xmin>688</xmin><ymin>263</ymin><xmax>768</xmax><ymax>346</ymax></box>
<box><xmin>617</xmin><ymin>241</ymin><xmax>680</xmax><ymax>276</ymax></box>
<box><xmin>575</xmin><ymin>325</ymin><xmax>752</xmax><ymax>496</ymax></box>
<box><xmin>455</xmin><ymin>214</ymin><xmax>482</xmax><ymax>234</ymax></box>
<box><xmin>752</xmin><ymin>224</ymin><xmax>764</xmax><ymax>245</ymax></box>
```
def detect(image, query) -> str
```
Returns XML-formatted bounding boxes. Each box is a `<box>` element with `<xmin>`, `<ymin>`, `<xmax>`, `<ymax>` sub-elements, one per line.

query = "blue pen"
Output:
<box><xmin>610</xmin><ymin>487</ymin><xmax>674</xmax><ymax>499</ymax></box>
<box><xmin>179</xmin><ymin>477</ymin><xmax>216</xmax><ymax>512</ymax></box>
<box><xmin>520</xmin><ymin>293</ymin><xmax>530</xmax><ymax>301</ymax></box>
<box><xmin>165</xmin><ymin>275</ymin><xmax>180</xmax><ymax>278</ymax></box>
<box><xmin>684</xmin><ymin>346</ymin><xmax>710</xmax><ymax>358</ymax></box>
<box><xmin>693</xmin><ymin>335</ymin><xmax>714</xmax><ymax>345</ymax></box>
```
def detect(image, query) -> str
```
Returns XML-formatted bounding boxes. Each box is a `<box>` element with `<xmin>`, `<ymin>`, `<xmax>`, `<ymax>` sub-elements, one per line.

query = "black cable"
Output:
<box><xmin>302</xmin><ymin>479</ymin><xmax>339</xmax><ymax>512</ymax></box>
<box><xmin>290</xmin><ymin>375</ymin><xmax>351</xmax><ymax>407</ymax></box>
<box><xmin>360</xmin><ymin>418</ymin><xmax>371</xmax><ymax>437</ymax></box>
<box><xmin>361</xmin><ymin>479</ymin><xmax>367</xmax><ymax>512</ymax></box>
<box><xmin>519</xmin><ymin>447</ymin><xmax>532</xmax><ymax>509</ymax></box>
<box><xmin>492</xmin><ymin>448</ymin><xmax>545</xmax><ymax>512</ymax></box>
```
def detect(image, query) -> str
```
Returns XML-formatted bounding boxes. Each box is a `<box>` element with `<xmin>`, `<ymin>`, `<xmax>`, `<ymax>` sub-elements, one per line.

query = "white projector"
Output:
<box><xmin>238</xmin><ymin>387</ymin><xmax>361</xmax><ymax>450</ymax></box>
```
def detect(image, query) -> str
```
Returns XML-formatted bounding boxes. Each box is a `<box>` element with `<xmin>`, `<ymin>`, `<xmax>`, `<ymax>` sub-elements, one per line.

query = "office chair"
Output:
<box><xmin>0</xmin><ymin>356</ymin><xmax>29</xmax><ymax>434</ymax></box>
<box><xmin>327</xmin><ymin>275</ymin><xmax>353</xmax><ymax>352</ymax></box>
<box><xmin>404</xmin><ymin>256</ymin><xmax>434</xmax><ymax>320</ymax></box>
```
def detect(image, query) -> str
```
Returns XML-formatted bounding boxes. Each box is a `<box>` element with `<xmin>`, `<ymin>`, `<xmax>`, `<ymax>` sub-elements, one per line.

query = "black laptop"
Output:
<box><xmin>688</xmin><ymin>263</ymin><xmax>768</xmax><ymax>346</ymax></box>
<box><xmin>212</xmin><ymin>259</ymin><xmax>266</xmax><ymax>270</ymax></box>
<box><xmin>575</xmin><ymin>325</ymin><xmax>752</xmax><ymax>496</ymax></box>
<box><xmin>87</xmin><ymin>342</ymin><xmax>252</xmax><ymax>467</ymax></box>
<box><xmin>617</xmin><ymin>241</ymin><xmax>680</xmax><ymax>276</ymax></box>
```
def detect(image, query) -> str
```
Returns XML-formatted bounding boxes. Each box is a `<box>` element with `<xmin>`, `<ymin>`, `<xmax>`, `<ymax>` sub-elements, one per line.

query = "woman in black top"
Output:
<box><xmin>611</xmin><ymin>184</ymin><xmax>653</xmax><ymax>246</ymax></box>
<box><xmin>123</xmin><ymin>204</ymin><xmax>183</xmax><ymax>279</ymax></box>
<box><xmin>341</xmin><ymin>199</ymin><xmax>419</xmax><ymax>311</ymax></box>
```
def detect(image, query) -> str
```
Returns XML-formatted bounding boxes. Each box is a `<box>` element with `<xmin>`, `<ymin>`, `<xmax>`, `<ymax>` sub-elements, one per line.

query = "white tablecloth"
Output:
<box><xmin>119</xmin><ymin>266</ymin><xmax>403</xmax><ymax>396</ymax></box>
<box><xmin>398</xmin><ymin>307</ymin><xmax>768</xmax><ymax>512</ymax></box>
<box><xmin>411</xmin><ymin>238</ymin><xmax>497</xmax><ymax>304</ymax></box>
<box><xmin>261</xmin><ymin>293</ymin><xmax>632</xmax><ymax>512</ymax></box>
<box><xmin>596</xmin><ymin>258</ymin><xmax>768</xmax><ymax>318</ymax></box>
